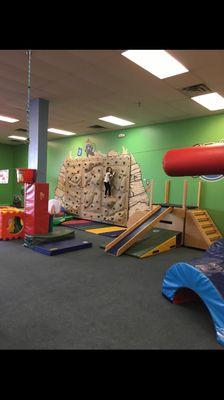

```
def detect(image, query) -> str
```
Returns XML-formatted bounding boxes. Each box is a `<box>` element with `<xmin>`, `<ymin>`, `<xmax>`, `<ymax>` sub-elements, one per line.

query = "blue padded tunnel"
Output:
<box><xmin>162</xmin><ymin>238</ymin><xmax>224</xmax><ymax>347</ymax></box>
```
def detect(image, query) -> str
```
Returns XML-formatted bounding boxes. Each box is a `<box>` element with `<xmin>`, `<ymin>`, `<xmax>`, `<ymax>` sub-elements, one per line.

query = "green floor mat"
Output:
<box><xmin>100</xmin><ymin>241</ymin><xmax>110</xmax><ymax>249</ymax></box>
<box><xmin>126</xmin><ymin>229</ymin><xmax>181</xmax><ymax>257</ymax></box>
<box><xmin>53</xmin><ymin>215</ymin><xmax>74</xmax><ymax>226</ymax></box>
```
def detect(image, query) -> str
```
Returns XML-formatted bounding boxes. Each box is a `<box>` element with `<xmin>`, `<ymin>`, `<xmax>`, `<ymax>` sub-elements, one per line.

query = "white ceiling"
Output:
<box><xmin>0</xmin><ymin>49</ymin><xmax>224</xmax><ymax>144</ymax></box>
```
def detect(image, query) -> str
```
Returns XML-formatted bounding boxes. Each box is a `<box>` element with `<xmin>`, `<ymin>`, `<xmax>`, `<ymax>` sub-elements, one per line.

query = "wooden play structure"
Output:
<box><xmin>104</xmin><ymin>178</ymin><xmax>222</xmax><ymax>258</ymax></box>
<box><xmin>151</xmin><ymin>179</ymin><xmax>222</xmax><ymax>250</ymax></box>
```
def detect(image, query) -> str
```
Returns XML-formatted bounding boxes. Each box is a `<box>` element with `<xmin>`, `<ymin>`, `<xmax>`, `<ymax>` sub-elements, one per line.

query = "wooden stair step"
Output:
<box><xmin>192</xmin><ymin>211</ymin><xmax>206</xmax><ymax>216</ymax></box>
<box><xmin>187</xmin><ymin>208</ymin><xmax>223</xmax><ymax>248</ymax></box>
<box><xmin>200</xmin><ymin>223</ymin><xmax>213</xmax><ymax>228</ymax></box>
<box><xmin>207</xmin><ymin>233</ymin><xmax>221</xmax><ymax>239</ymax></box>
<box><xmin>209</xmin><ymin>236</ymin><xmax>221</xmax><ymax>242</ymax></box>
<box><xmin>205</xmin><ymin>229</ymin><xmax>219</xmax><ymax>234</ymax></box>
<box><xmin>200</xmin><ymin>221</ymin><xmax>215</xmax><ymax>228</ymax></box>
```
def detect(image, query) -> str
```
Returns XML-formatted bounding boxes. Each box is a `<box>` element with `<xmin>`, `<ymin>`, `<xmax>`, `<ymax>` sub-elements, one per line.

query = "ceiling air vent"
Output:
<box><xmin>180</xmin><ymin>83</ymin><xmax>212</xmax><ymax>97</ymax></box>
<box><xmin>88</xmin><ymin>125</ymin><xmax>106</xmax><ymax>129</ymax></box>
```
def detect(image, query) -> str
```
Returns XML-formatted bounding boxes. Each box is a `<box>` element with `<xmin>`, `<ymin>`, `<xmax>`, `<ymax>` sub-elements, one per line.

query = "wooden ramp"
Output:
<box><xmin>184</xmin><ymin>209</ymin><xmax>222</xmax><ymax>250</ymax></box>
<box><xmin>105</xmin><ymin>206</ymin><xmax>173</xmax><ymax>256</ymax></box>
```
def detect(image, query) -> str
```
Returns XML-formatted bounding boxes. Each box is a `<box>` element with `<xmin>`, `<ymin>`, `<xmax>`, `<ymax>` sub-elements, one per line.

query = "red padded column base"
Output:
<box><xmin>24</xmin><ymin>183</ymin><xmax>49</xmax><ymax>235</ymax></box>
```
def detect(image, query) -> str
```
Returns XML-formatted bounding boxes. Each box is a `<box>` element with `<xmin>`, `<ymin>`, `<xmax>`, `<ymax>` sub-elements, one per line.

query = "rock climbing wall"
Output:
<box><xmin>55</xmin><ymin>151</ymin><xmax>131</xmax><ymax>226</ymax></box>
<box><xmin>128</xmin><ymin>154</ymin><xmax>149</xmax><ymax>217</ymax></box>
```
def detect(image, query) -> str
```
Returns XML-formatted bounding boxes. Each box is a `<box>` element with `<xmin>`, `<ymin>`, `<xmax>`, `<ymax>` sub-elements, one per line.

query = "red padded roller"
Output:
<box><xmin>163</xmin><ymin>145</ymin><xmax>224</xmax><ymax>176</ymax></box>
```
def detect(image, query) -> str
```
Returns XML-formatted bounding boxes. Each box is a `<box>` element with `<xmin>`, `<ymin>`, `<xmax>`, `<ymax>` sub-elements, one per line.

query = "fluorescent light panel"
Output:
<box><xmin>0</xmin><ymin>115</ymin><xmax>19</xmax><ymax>123</ymax></box>
<box><xmin>8</xmin><ymin>135</ymin><xmax>27</xmax><ymax>141</ymax></box>
<box><xmin>48</xmin><ymin>128</ymin><xmax>76</xmax><ymax>136</ymax></box>
<box><xmin>121</xmin><ymin>50</ymin><xmax>189</xmax><ymax>79</ymax></box>
<box><xmin>191</xmin><ymin>92</ymin><xmax>224</xmax><ymax>111</ymax></box>
<box><xmin>99</xmin><ymin>116</ymin><xmax>134</xmax><ymax>126</ymax></box>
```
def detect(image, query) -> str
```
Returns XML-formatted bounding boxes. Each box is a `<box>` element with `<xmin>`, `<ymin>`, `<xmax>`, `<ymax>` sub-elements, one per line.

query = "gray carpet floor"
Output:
<box><xmin>0</xmin><ymin>230</ymin><xmax>223</xmax><ymax>350</ymax></box>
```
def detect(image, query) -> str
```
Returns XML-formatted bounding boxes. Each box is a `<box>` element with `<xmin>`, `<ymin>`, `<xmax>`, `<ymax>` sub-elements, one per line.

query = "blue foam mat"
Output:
<box><xmin>162</xmin><ymin>237</ymin><xmax>224</xmax><ymax>347</ymax></box>
<box><xmin>99</xmin><ymin>230</ymin><xmax>125</xmax><ymax>238</ymax></box>
<box><xmin>33</xmin><ymin>238</ymin><xmax>92</xmax><ymax>256</ymax></box>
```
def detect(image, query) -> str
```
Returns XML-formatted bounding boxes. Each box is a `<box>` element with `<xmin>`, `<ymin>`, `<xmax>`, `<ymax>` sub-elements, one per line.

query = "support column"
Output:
<box><xmin>28</xmin><ymin>98</ymin><xmax>49</xmax><ymax>182</ymax></box>
<box><xmin>182</xmin><ymin>180</ymin><xmax>188</xmax><ymax>210</ymax></box>
<box><xmin>164</xmin><ymin>180</ymin><xmax>170</xmax><ymax>204</ymax></box>
<box><xmin>149</xmin><ymin>179</ymin><xmax>154</xmax><ymax>210</ymax></box>
<box><xmin>197</xmin><ymin>181</ymin><xmax>202</xmax><ymax>208</ymax></box>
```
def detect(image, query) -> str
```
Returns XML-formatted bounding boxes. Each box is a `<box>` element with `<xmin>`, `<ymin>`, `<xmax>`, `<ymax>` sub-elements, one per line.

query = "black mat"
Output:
<box><xmin>0</xmin><ymin>231</ymin><xmax>221</xmax><ymax>349</ymax></box>
<box><xmin>24</xmin><ymin>226</ymin><xmax>75</xmax><ymax>247</ymax></box>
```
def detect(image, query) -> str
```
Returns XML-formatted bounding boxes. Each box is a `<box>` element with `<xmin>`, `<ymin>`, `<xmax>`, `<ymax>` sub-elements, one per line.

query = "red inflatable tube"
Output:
<box><xmin>163</xmin><ymin>145</ymin><xmax>224</xmax><ymax>176</ymax></box>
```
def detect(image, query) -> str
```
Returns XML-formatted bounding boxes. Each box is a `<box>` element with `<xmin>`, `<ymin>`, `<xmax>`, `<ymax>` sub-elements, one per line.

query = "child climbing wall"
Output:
<box><xmin>55</xmin><ymin>151</ymin><xmax>131</xmax><ymax>226</ymax></box>
<box><xmin>104</xmin><ymin>167</ymin><xmax>116</xmax><ymax>197</ymax></box>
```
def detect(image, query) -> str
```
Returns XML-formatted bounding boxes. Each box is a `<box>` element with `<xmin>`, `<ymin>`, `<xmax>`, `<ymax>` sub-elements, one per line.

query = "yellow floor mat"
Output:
<box><xmin>86</xmin><ymin>226</ymin><xmax>126</xmax><ymax>234</ymax></box>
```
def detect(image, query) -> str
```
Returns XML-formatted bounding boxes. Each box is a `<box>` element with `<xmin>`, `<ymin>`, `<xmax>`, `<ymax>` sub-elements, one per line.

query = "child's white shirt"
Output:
<box><xmin>104</xmin><ymin>172</ymin><xmax>113</xmax><ymax>183</ymax></box>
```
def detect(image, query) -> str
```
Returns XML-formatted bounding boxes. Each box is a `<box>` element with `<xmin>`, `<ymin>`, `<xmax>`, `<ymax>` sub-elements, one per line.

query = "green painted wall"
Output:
<box><xmin>0</xmin><ymin>143</ymin><xmax>14</xmax><ymax>205</ymax></box>
<box><xmin>13</xmin><ymin>144</ymin><xmax>28</xmax><ymax>198</ymax></box>
<box><xmin>4</xmin><ymin>112</ymin><xmax>224</xmax><ymax>233</ymax></box>
<box><xmin>0</xmin><ymin>143</ymin><xmax>28</xmax><ymax>206</ymax></box>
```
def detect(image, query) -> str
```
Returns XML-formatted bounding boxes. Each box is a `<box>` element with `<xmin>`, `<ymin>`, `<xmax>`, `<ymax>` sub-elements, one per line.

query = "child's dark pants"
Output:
<box><xmin>104</xmin><ymin>182</ymin><xmax>111</xmax><ymax>196</ymax></box>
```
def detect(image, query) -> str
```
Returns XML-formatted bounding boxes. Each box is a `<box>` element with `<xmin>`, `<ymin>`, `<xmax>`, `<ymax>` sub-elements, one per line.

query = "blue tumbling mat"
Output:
<box><xmin>33</xmin><ymin>238</ymin><xmax>92</xmax><ymax>256</ymax></box>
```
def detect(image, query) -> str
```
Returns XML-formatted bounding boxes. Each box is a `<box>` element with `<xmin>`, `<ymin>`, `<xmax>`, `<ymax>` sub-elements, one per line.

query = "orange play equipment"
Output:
<box><xmin>0</xmin><ymin>168</ymin><xmax>50</xmax><ymax>241</ymax></box>
<box><xmin>0</xmin><ymin>206</ymin><xmax>25</xmax><ymax>240</ymax></box>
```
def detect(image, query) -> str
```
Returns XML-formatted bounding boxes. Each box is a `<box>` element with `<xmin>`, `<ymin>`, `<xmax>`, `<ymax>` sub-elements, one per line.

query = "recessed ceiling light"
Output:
<box><xmin>8</xmin><ymin>135</ymin><xmax>27</xmax><ymax>141</ymax></box>
<box><xmin>48</xmin><ymin>128</ymin><xmax>77</xmax><ymax>136</ymax></box>
<box><xmin>98</xmin><ymin>116</ymin><xmax>134</xmax><ymax>126</ymax></box>
<box><xmin>121</xmin><ymin>50</ymin><xmax>189</xmax><ymax>79</ymax></box>
<box><xmin>191</xmin><ymin>92</ymin><xmax>224</xmax><ymax>111</ymax></box>
<box><xmin>0</xmin><ymin>115</ymin><xmax>19</xmax><ymax>123</ymax></box>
